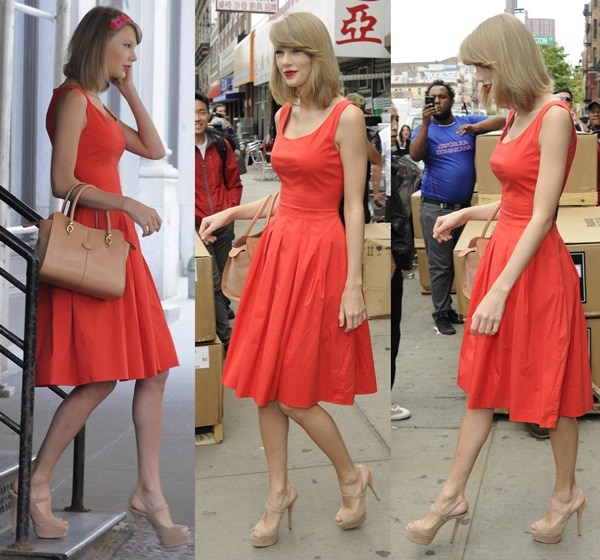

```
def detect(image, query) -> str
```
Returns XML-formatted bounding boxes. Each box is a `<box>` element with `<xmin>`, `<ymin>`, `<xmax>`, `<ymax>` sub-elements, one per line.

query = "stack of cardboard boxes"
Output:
<box><xmin>195</xmin><ymin>233</ymin><xmax>224</xmax><ymax>443</ymax></box>
<box><xmin>453</xmin><ymin>131</ymin><xmax>600</xmax><ymax>399</ymax></box>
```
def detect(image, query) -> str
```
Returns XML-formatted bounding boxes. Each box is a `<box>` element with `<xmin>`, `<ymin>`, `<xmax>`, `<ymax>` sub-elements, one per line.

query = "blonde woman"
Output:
<box><xmin>405</xmin><ymin>13</ymin><xmax>593</xmax><ymax>546</ymax></box>
<box><xmin>11</xmin><ymin>6</ymin><xmax>189</xmax><ymax>548</ymax></box>
<box><xmin>200</xmin><ymin>11</ymin><xmax>379</xmax><ymax>548</ymax></box>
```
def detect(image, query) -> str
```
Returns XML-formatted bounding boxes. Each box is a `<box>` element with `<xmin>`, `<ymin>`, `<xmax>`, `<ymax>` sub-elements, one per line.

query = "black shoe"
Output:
<box><xmin>227</xmin><ymin>308</ymin><xmax>235</xmax><ymax>320</ymax></box>
<box><xmin>447</xmin><ymin>310</ymin><xmax>464</xmax><ymax>325</ymax></box>
<box><xmin>434</xmin><ymin>313</ymin><xmax>456</xmax><ymax>335</ymax></box>
<box><xmin>524</xmin><ymin>423</ymin><xmax>550</xmax><ymax>439</ymax></box>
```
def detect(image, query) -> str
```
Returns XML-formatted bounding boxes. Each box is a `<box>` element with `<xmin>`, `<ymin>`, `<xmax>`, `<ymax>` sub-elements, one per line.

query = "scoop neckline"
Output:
<box><xmin>499</xmin><ymin>100</ymin><xmax>563</xmax><ymax>145</ymax></box>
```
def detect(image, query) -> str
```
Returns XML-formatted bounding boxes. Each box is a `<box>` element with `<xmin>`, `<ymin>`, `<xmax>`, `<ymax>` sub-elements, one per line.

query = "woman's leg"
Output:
<box><xmin>127</xmin><ymin>370</ymin><xmax>190</xmax><ymax>548</ymax></box>
<box><xmin>129</xmin><ymin>371</ymin><xmax>172</xmax><ymax>519</ymax></box>
<box><xmin>530</xmin><ymin>416</ymin><xmax>585</xmax><ymax>531</ymax></box>
<box><xmin>408</xmin><ymin>406</ymin><xmax>494</xmax><ymax>531</ymax></box>
<box><xmin>27</xmin><ymin>381</ymin><xmax>117</xmax><ymax>522</ymax></box>
<box><xmin>254</xmin><ymin>402</ymin><xmax>291</xmax><ymax>531</ymax></box>
<box><xmin>278</xmin><ymin>403</ymin><xmax>364</xmax><ymax>520</ymax></box>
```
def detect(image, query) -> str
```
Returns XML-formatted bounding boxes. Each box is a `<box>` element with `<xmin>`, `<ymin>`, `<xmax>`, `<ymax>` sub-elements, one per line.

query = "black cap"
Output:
<box><xmin>588</xmin><ymin>98</ymin><xmax>600</xmax><ymax>111</ymax></box>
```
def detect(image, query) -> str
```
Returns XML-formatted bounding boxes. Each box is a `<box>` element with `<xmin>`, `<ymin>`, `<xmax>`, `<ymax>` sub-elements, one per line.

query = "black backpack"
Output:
<box><xmin>206</xmin><ymin>128</ymin><xmax>230</xmax><ymax>172</ymax></box>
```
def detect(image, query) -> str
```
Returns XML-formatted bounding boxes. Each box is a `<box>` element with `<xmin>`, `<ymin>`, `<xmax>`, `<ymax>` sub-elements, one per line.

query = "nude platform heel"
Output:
<box><xmin>405</xmin><ymin>500</ymin><xmax>468</xmax><ymax>545</ymax></box>
<box><xmin>129</xmin><ymin>494</ymin><xmax>190</xmax><ymax>549</ymax></box>
<box><xmin>530</xmin><ymin>492</ymin><xmax>587</xmax><ymax>544</ymax></box>
<box><xmin>335</xmin><ymin>464</ymin><xmax>381</xmax><ymax>530</ymax></box>
<box><xmin>251</xmin><ymin>484</ymin><xmax>298</xmax><ymax>548</ymax></box>
<box><xmin>10</xmin><ymin>489</ymin><xmax>68</xmax><ymax>539</ymax></box>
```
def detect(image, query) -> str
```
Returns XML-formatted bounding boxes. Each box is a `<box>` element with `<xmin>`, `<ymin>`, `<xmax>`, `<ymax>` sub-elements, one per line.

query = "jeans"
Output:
<box><xmin>419</xmin><ymin>201</ymin><xmax>465</xmax><ymax>318</ymax></box>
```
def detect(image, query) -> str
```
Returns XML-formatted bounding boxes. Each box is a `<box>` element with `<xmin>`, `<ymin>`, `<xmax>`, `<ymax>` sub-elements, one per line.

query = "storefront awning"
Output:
<box><xmin>206</xmin><ymin>83</ymin><xmax>221</xmax><ymax>99</ymax></box>
<box><xmin>213</xmin><ymin>92</ymin><xmax>245</xmax><ymax>102</ymax></box>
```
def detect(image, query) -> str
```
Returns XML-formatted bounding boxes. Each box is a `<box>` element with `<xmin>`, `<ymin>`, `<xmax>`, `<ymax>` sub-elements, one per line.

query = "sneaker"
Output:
<box><xmin>391</xmin><ymin>403</ymin><xmax>411</xmax><ymax>421</ymax></box>
<box><xmin>434</xmin><ymin>313</ymin><xmax>456</xmax><ymax>335</ymax></box>
<box><xmin>447</xmin><ymin>310</ymin><xmax>464</xmax><ymax>325</ymax></box>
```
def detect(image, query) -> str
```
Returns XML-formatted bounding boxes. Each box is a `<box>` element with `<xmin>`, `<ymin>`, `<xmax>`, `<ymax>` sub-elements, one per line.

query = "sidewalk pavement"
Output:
<box><xmin>195</xmin><ymin>171</ymin><xmax>392</xmax><ymax>559</ymax></box>
<box><xmin>393</xmin><ymin>268</ymin><xmax>600</xmax><ymax>559</ymax></box>
<box><xmin>0</xmin><ymin>276</ymin><xmax>196</xmax><ymax>558</ymax></box>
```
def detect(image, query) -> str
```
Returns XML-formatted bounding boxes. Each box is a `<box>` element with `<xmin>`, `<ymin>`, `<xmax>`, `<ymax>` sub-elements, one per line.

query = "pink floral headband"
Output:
<box><xmin>109</xmin><ymin>14</ymin><xmax>133</xmax><ymax>31</ymax></box>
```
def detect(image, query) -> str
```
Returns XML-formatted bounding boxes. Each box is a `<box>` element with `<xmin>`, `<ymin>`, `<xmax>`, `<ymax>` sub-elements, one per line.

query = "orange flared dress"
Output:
<box><xmin>35</xmin><ymin>84</ymin><xmax>179</xmax><ymax>387</ymax></box>
<box><xmin>458</xmin><ymin>101</ymin><xmax>594</xmax><ymax>428</ymax></box>
<box><xmin>222</xmin><ymin>100</ymin><xmax>377</xmax><ymax>407</ymax></box>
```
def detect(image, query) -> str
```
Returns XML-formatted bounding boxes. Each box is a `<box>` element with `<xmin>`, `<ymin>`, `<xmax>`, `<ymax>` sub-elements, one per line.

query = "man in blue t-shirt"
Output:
<box><xmin>410</xmin><ymin>80</ymin><xmax>505</xmax><ymax>335</ymax></box>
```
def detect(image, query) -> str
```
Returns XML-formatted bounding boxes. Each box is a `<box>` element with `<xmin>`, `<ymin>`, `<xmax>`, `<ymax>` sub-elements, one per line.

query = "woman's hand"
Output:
<box><xmin>432</xmin><ymin>209</ymin><xmax>467</xmax><ymax>242</ymax></box>
<box><xmin>110</xmin><ymin>62</ymin><xmax>135</xmax><ymax>93</ymax></box>
<box><xmin>469</xmin><ymin>288</ymin><xmax>507</xmax><ymax>336</ymax></box>
<box><xmin>199</xmin><ymin>210</ymin><xmax>231</xmax><ymax>244</ymax></box>
<box><xmin>122</xmin><ymin>197</ymin><xmax>162</xmax><ymax>237</ymax></box>
<box><xmin>338</xmin><ymin>285</ymin><xmax>367</xmax><ymax>333</ymax></box>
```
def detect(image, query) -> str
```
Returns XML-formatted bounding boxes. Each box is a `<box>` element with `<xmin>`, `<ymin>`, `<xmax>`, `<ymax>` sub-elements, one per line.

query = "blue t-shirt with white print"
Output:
<box><xmin>411</xmin><ymin>114</ymin><xmax>488</xmax><ymax>205</ymax></box>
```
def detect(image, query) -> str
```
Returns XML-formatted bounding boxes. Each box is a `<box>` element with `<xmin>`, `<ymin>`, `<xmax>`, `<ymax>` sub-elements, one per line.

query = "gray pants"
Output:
<box><xmin>205</xmin><ymin>222</ymin><xmax>234</xmax><ymax>345</ymax></box>
<box><xmin>420</xmin><ymin>201</ymin><xmax>465</xmax><ymax>318</ymax></box>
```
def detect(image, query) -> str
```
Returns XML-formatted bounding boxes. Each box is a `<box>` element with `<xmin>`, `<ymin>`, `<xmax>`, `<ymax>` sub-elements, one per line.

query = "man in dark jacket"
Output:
<box><xmin>196</xmin><ymin>92</ymin><xmax>243</xmax><ymax>347</ymax></box>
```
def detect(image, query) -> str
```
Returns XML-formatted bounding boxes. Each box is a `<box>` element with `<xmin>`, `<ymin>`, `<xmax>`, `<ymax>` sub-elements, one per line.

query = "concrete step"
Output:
<box><xmin>0</xmin><ymin>453</ymin><xmax>128</xmax><ymax>559</ymax></box>
<box><xmin>0</xmin><ymin>510</ymin><xmax>126</xmax><ymax>559</ymax></box>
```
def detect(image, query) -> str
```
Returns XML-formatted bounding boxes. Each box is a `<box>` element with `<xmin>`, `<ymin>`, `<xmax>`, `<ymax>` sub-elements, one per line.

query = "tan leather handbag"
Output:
<box><xmin>458</xmin><ymin>201</ymin><xmax>501</xmax><ymax>299</ymax></box>
<box><xmin>221</xmin><ymin>192</ymin><xmax>279</xmax><ymax>302</ymax></box>
<box><xmin>36</xmin><ymin>183</ymin><xmax>132</xmax><ymax>300</ymax></box>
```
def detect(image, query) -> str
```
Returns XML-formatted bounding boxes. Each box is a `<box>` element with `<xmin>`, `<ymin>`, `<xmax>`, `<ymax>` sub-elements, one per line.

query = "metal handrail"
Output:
<box><xmin>0</xmin><ymin>185</ymin><xmax>87</xmax><ymax>551</ymax></box>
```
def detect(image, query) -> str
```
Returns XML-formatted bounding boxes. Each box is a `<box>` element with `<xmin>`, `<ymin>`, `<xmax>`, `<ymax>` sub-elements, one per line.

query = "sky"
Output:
<box><xmin>392</xmin><ymin>0</ymin><xmax>586</xmax><ymax>66</ymax></box>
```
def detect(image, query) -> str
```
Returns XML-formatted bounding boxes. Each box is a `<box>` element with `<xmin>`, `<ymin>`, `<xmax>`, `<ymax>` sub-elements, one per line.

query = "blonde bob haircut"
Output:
<box><xmin>63</xmin><ymin>6</ymin><xmax>142</xmax><ymax>92</ymax></box>
<box><xmin>269</xmin><ymin>12</ymin><xmax>341</xmax><ymax>109</ymax></box>
<box><xmin>459</xmin><ymin>13</ymin><xmax>552</xmax><ymax>113</ymax></box>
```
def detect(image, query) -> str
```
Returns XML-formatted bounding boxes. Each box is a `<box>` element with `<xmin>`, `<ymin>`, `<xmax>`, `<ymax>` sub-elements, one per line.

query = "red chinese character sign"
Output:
<box><xmin>335</xmin><ymin>0</ymin><xmax>389</xmax><ymax>58</ymax></box>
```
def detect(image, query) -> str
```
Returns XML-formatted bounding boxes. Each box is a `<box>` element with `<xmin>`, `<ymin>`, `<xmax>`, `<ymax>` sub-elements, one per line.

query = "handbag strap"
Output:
<box><xmin>239</xmin><ymin>192</ymin><xmax>279</xmax><ymax>239</ymax></box>
<box><xmin>61</xmin><ymin>183</ymin><xmax>114</xmax><ymax>246</ymax></box>
<box><xmin>61</xmin><ymin>182</ymin><xmax>88</xmax><ymax>209</ymax></box>
<box><xmin>480</xmin><ymin>201</ymin><xmax>501</xmax><ymax>238</ymax></box>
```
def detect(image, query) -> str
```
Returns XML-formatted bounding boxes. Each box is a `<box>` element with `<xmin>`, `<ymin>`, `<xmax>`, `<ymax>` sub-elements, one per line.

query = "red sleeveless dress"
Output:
<box><xmin>222</xmin><ymin>100</ymin><xmax>377</xmax><ymax>407</ymax></box>
<box><xmin>35</xmin><ymin>84</ymin><xmax>179</xmax><ymax>386</ymax></box>
<box><xmin>458</xmin><ymin>101</ymin><xmax>594</xmax><ymax>427</ymax></box>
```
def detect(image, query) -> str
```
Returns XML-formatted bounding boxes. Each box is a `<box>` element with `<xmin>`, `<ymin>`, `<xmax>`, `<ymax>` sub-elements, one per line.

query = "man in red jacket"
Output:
<box><xmin>195</xmin><ymin>91</ymin><xmax>243</xmax><ymax>347</ymax></box>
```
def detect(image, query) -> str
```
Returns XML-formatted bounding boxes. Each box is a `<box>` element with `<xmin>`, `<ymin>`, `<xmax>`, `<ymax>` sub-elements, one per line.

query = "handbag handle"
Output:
<box><xmin>239</xmin><ymin>192</ymin><xmax>279</xmax><ymax>239</ymax></box>
<box><xmin>60</xmin><ymin>183</ymin><xmax>114</xmax><ymax>246</ymax></box>
<box><xmin>480</xmin><ymin>201</ymin><xmax>501</xmax><ymax>238</ymax></box>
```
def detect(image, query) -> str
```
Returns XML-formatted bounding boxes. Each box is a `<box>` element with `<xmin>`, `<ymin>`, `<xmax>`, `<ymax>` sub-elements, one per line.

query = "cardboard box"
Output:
<box><xmin>415</xmin><ymin>237</ymin><xmax>457</xmax><ymax>298</ymax></box>
<box><xmin>586</xmin><ymin>315</ymin><xmax>600</xmax><ymax>390</ymax></box>
<box><xmin>414</xmin><ymin>237</ymin><xmax>430</xmax><ymax>294</ymax></box>
<box><xmin>195</xmin><ymin>340</ymin><xmax>223</xmax><ymax>428</ymax></box>
<box><xmin>363</xmin><ymin>223</ymin><xmax>391</xmax><ymax>318</ymax></box>
<box><xmin>411</xmin><ymin>191</ymin><xmax>423</xmax><ymax>239</ymax></box>
<box><xmin>195</xmin><ymin>233</ymin><xmax>216</xmax><ymax>343</ymax></box>
<box><xmin>557</xmin><ymin>206</ymin><xmax>600</xmax><ymax>314</ymax></box>
<box><xmin>412</xmin><ymin>191</ymin><xmax>479</xmax><ymax>239</ymax></box>
<box><xmin>475</xmin><ymin>131</ymin><xmax>597</xmax><ymax>206</ymax></box>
